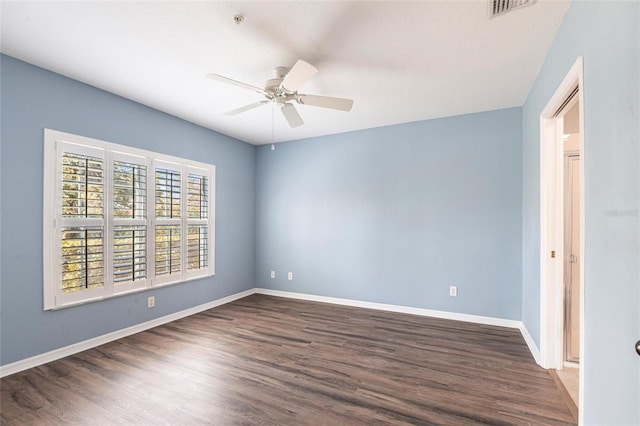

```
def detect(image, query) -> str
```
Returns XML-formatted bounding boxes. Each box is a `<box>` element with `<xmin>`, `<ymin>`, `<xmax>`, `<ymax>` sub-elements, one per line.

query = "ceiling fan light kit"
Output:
<box><xmin>207</xmin><ymin>59</ymin><xmax>354</xmax><ymax>128</ymax></box>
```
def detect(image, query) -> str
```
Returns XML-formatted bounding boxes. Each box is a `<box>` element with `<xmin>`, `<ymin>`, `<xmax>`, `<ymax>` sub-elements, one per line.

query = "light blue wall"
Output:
<box><xmin>3</xmin><ymin>3</ymin><xmax>638</xmax><ymax>419</ymax></box>
<box><xmin>0</xmin><ymin>55</ymin><xmax>256</xmax><ymax>365</ymax></box>
<box><xmin>522</xmin><ymin>1</ymin><xmax>639</xmax><ymax>423</ymax></box>
<box><xmin>256</xmin><ymin>108</ymin><xmax>522</xmax><ymax>320</ymax></box>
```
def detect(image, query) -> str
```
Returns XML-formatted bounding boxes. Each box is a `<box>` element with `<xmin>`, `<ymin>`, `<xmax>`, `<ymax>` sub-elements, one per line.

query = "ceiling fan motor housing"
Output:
<box><xmin>265</xmin><ymin>66</ymin><xmax>296</xmax><ymax>98</ymax></box>
<box><xmin>264</xmin><ymin>78</ymin><xmax>284</xmax><ymax>93</ymax></box>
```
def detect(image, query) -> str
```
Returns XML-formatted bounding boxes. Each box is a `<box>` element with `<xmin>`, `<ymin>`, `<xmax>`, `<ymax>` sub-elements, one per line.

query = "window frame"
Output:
<box><xmin>43</xmin><ymin>129</ymin><xmax>216</xmax><ymax>310</ymax></box>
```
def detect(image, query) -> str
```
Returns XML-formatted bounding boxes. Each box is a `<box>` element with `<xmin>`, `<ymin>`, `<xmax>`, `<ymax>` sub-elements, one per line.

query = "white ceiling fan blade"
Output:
<box><xmin>297</xmin><ymin>94</ymin><xmax>354</xmax><ymax>112</ymax></box>
<box><xmin>225</xmin><ymin>100</ymin><xmax>270</xmax><ymax>116</ymax></box>
<box><xmin>280</xmin><ymin>60</ymin><xmax>318</xmax><ymax>92</ymax></box>
<box><xmin>281</xmin><ymin>103</ymin><xmax>304</xmax><ymax>128</ymax></box>
<box><xmin>207</xmin><ymin>73</ymin><xmax>269</xmax><ymax>96</ymax></box>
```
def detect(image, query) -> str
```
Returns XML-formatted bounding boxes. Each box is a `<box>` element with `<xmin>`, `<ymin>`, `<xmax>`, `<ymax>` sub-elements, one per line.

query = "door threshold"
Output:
<box><xmin>549</xmin><ymin>369</ymin><xmax>579</xmax><ymax>423</ymax></box>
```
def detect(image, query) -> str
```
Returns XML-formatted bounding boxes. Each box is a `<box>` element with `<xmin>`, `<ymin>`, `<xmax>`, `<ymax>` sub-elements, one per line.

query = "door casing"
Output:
<box><xmin>539</xmin><ymin>57</ymin><xmax>585</xmax><ymax>417</ymax></box>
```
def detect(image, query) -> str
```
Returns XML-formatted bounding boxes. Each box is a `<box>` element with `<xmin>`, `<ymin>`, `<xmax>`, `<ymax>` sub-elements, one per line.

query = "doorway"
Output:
<box><xmin>563</xmin><ymin>102</ymin><xmax>581</xmax><ymax>366</ymax></box>
<box><xmin>555</xmin><ymin>100</ymin><xmax>581</xmax><ymax>411</ymax></box>
<box><xmin>539</xmin><ymin>57</ymin><xmax>584</xmax><ymax>419</ymax></box>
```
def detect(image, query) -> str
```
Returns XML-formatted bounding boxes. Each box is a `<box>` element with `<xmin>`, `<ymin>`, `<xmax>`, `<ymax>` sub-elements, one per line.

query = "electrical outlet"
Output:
<box><xmin>270</xmin><ymin>270</ymin><xmax>276</xmax><ymax>279</ymax></box>
<box><xmin>147</xmin><ymin>296</ymin><xmax>155</xmax><ymax>308</ymax></box>
<box><xmin>287</xmin><ymin>272</ymin><xmax>293</xmax><ymax>281</ymax></box>
<box><xmin>449</xmin><ymin>286</ymin><xmax>458</xmax><ymax>297</ymax></box>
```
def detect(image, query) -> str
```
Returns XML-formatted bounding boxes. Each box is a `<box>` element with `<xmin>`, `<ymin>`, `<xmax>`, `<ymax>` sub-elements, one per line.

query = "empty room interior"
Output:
<box><xmin>1</xmin><ymin>1</ymin><xmax>639</xmax><ymax>425</ymax></box>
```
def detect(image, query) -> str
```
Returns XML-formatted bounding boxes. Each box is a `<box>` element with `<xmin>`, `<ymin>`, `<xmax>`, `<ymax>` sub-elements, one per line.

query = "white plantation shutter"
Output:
<box><xmin>113</xmin><ymin>158</ymin><xmax>147</xmax><ymax>219</ymax></box>
<box><xmin>55</xmin><ymin>142</ymin><xmax>108</xmax><ymax>306</ymax></box>
<box><xmin>187</xmin><ymin>172</ymin><xmax>208</xmax><ymax>220</ymax></box>
<box><xmin>60</xmin><ymin>227</ymin><xmax>104</xmax><ymax>292</ymax></box>
<box><xmin>44</xmin><ymin>129</ymin><xmax>215</xmax><ymax>310</ymax></box>
<box><xmin>153</xmin><ymin>161</ymin><xmax>183</xmax><ymax>285</ymax></box>
<box><xmin>186</xmin><ymin>169</ymin><xmax>211</xmax><ymax>278</ymax></box>
<box><xmin>113</xmin><ymin>225</ymin><xmax>147</xmax><ymax>283</ymax></box>
<box><xmin>154</xmin><ymin>165</ymin><xmax>181</xmax><ymax>220</ymax></box>
<box><xmin>111</xmin><ymin>152</ymin><xmax>149</xmax><ymax>293</ymax></box>
<box><xmin>61</xmin><ymin>151</ymin><xmax>104</xmax><ymax>219</ymax></box>
<box><xmin>187</xmin><ymin>224</ymin><xmax>208</xmax><ymax>270</ymax></box>
<box><xmin>185</xmin><ymin>169</ymin><xmax>209</xmax><ymax>276</ymax></box>
<box><xmin>154</xmin><ymin>224</ymin><xmax>181</xmax><ymax>276</ymax></box>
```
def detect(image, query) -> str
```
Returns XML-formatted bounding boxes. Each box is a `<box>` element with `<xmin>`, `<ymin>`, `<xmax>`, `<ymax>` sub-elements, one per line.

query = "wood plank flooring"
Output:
<box><xmin>1</xmin><ymin>294</ymin><xmax>576</xmax><ymax>425</ymax></box>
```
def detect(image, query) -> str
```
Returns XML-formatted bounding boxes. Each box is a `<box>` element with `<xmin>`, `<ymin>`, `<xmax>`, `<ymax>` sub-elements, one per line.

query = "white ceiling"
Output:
<box><xmin>1</xmin><ymin>1</ymin><xmax>570</xmax><ymax>145</ymax></box>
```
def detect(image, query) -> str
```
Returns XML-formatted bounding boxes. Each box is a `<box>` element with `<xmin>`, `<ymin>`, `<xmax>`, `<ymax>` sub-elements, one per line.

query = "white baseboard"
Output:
<box><xmin>0</xmin><ymin>288</ymin><xmax>256</xmax><ymax>378</ymax></box>
<box><xmin>519</xmin><ymin>323</ymin><xmax>542</xmax><ymax>366</ymax></box>
<box><xmin>1</xmin><ymin>287</ymin><xmax>541</xmax><ymax>377</ymax></box>
<box><xmin>255</xmin><ymin>288</ymin><xmax>522</xmax><ymax>329</ymax></box>
<box><xmin>257</xmin><ymin>289</ymin><xmax>544</xmax><ymax>363</ymax></box>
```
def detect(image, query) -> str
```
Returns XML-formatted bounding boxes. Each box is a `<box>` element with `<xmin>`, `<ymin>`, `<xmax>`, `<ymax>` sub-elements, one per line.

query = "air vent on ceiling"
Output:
<box><xmin>489</xmin><ymin>0</ymin><xmax>535</xmax><ymax>18</ymax></box>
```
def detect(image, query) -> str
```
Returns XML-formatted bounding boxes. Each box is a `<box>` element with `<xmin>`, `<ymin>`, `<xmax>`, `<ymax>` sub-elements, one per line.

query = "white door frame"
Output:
<box><xmin>539</xmin><ymin>57</ymin><xmax>585</xmax><ymax>410</ymax></box>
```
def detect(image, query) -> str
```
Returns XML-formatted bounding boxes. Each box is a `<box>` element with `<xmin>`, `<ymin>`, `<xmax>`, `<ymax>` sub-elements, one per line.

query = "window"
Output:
<box><xmin>186</xmin><ymin>171</ymin><xmax>209</xmax><ymax>276</ymax></box>
<box><xmin>44</xmin><ymin>129</ymin><xmax>215</xmax><ymax>309</ymax></box>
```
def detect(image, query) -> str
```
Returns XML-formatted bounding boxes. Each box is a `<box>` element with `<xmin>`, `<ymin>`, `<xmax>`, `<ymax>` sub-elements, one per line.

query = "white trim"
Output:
<box><xmin>539</xmin><ymin>57</ymin><xmax>584</xmax><ymax>370</ymax></box>
<box><xmin>46</xmin><ymin>129</ymin><xmax>213</xmax><ymax>171</ymax></box>
<box><xmin>2</xmin><ymin>288</ymin><xmax>543</xmax><ymax>379</ymax></box>
<box><xmin>0</xmin><ymin>288</ymin><xmax>255</xmax><ymax>378</ymax></box>
<box><xmin>43</xmin><ymin>131</ymin><xmax>57</xmax><ymax>309</ymax></box>
<box><xmin>539</xmin><ymin>57</ymin><xmax>585</xmax><ymax>424</ymax></box>
<box><xmin>576</xmin><ymin>68</ymin><xmax>586</xmax><ymax>423</ymax></box>
<box><xmin>255</xmin><ymin>288</ymin><xmax>522</xmax><ymax>329</ymax></box>
<box><xmin>519</xmin><ymin>323</ymin><xmax>541</xmax><ymax>365</ymax></box>
<box><xmin>539</xmin><ymin>114</ymin><xmax>565</xmax><ymax>369</ymax></box>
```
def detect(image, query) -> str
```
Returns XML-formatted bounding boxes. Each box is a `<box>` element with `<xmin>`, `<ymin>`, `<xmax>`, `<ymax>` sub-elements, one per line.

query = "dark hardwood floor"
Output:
<box><xmin>1</xmin><ymin>294</ymin><xmax>576</xmax><ymax>425</ymax></box>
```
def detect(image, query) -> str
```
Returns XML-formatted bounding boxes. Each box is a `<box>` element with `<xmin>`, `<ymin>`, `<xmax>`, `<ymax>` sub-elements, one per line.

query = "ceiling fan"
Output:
<box><xmin>207</xmin><ymin>60</ymin><xmax>353</xmax><ymax>128</ymax></box>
